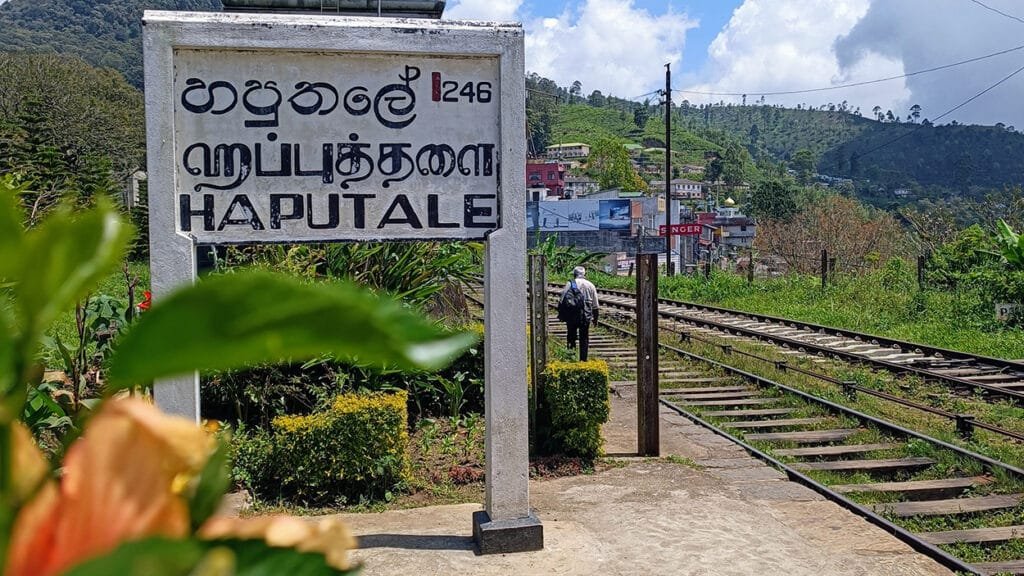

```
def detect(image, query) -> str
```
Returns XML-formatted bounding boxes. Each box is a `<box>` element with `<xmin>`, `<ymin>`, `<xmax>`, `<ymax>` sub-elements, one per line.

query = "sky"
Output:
<box><xmin>444</xmin><ymin>0</ymin><xmax>1024</xmax><ymax>128</ymax></box>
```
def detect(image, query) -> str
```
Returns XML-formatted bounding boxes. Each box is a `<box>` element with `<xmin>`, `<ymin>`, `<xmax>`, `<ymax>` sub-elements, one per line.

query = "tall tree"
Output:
<box><xmin>588</xmin><ymin>138</ymin><xmax>646</xmax><ymax>192</ymax></box>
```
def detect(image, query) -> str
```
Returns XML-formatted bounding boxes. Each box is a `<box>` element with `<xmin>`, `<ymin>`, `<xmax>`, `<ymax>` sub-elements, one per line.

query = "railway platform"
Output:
<box><xmin>326</xmin><ymin>382</ymin><xmax>951</xmax><ymax>575</ymax></box>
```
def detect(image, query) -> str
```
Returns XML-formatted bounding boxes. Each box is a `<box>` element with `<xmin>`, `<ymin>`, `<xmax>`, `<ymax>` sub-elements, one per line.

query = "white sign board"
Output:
<box><xmin>174</xmin><ymin>50</ymin><xmax>500</xmax><ymax>243</ymax></box>
<box><xmin>996</xmin><ymin>303</ymin><xmax>1017</xmax><ymax>322</ymax></box>
<box><xmin>144</xmin><ymin>11</ymin><xmax>533</xmax><ymax>539</ymax></box>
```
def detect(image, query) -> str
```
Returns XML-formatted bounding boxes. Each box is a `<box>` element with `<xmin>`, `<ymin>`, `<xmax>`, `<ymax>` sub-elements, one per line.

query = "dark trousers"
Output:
<box><xmin>566</xmin><ymin>319</ymin><xmax>590</xmax><ymax>361</ymax></box>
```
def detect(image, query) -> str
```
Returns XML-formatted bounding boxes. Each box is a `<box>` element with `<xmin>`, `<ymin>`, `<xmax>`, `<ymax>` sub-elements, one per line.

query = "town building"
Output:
<box><xmin>708</xmin><ymin>198</ymin><xmax>756</xmax><ymax>250</ymax></box>
<box><xmin>564</xmin><ymin>175</ymin><xmax>599</xmax><ymax>198</ymax></box>
<box><xmin>545</xmin><ymin>142</ymin><xmax>590</xmax><ymax>159</ymax></box>
<box><xmin>651</xmin><ymin>179</ymin><xmax>705</xmax><ymax>200</ymax></box>
<box><xmin>526</xmin><ymin>161</ymin><xmax>568</xmax><ymax>197</ymax></box>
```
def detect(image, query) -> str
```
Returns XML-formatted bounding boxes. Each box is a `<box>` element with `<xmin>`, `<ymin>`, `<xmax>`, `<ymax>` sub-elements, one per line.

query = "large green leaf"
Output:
<box><xmin>15</xmin><ymin>202</ymin><xmax>132</xmax><ymax>341</ymax></box>
<box><xmin>188</xmin><ymin>441</ymin><xmax>232</xmax><ymax>532</ymax></box>
<box><xmin>62</xmin><ymin>538</ymin><xmax>204</xmax><ymax>576</ymax></box>
<box><xmin>107</xmin><ymin>272</ymin><xmax>477</xmax><ymax>390</ymax></box>
<box><xmin>0</xmin><ymin>179</ymin><xmax>23</xmax><ymax>280</ymax></box>
<box><xmin>62</xmin><ymin>537</ymin><xmax>357</xmax><ymax>576</ymax></box>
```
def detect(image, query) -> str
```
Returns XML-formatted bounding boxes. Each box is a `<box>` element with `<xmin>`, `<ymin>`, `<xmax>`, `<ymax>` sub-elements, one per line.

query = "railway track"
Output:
<box><xmin>552</xmin><ymin>283</ymin><xmax>1024</xmax><ymax>404</ymax></box>
<box><xmin>465</xmin><ymin>281</ymin><xmax>1024</xmax><ymax>572</ymax></box>
<box><xmin>550</xmin><ymin>311</ymin><xmax>1024</xmax><ymax>575</ymax></box>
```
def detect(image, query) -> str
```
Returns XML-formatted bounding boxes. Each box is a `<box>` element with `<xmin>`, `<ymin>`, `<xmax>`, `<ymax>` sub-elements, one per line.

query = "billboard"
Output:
<box><xmin>528</xmin><ymin>199</ymin><xmax>634</xmax><ymax>231</ymax></box>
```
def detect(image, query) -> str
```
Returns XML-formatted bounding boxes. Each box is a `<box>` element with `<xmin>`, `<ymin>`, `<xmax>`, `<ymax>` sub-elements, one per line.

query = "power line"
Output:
<box><xmin>968</xmin><ymin>0</ymin><xmax>1024</xmax><ymax>25</ymax></box>
<box><xmin>857</xmin><ymin>62</ymin><xmax>1024</xmax><ymax>158</ymax></box>
<box><xmin>673</xmin><ymin>42</ymin><xmax>1024</xmax><ymax>97</ymax></box>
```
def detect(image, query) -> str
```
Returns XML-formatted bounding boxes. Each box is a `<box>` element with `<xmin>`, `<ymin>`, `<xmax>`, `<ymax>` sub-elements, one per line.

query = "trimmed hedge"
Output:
<box><xmin>539</xmin><ymin>360</ymin><xmax>610</xmax><ymax>460</ymax></box>
<box><xmin>233</xmin><ymin>391</ymin><xmax>411</xmax><ymax>506</ymax></box>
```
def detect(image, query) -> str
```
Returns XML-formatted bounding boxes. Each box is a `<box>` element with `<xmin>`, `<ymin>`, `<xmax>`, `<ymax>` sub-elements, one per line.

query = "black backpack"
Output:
<box><xmin>557</xmin><ymin>280</ymin><xmax>586</xmax><ymax>323</ymax></box>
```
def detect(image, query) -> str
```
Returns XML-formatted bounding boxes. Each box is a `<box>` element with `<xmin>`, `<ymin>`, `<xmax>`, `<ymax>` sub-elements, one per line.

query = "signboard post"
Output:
<box><xmin>144</xmin><ymin>10</ymin><xmax>540</xmax><ymax>553</ymax></box>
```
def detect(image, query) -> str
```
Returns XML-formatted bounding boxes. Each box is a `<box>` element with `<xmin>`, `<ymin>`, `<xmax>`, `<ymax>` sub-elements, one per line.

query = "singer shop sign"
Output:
<box><xmin>173</xmin><ymin>49</ymin><xmax>501</xmax><ymax>243</ymax></box>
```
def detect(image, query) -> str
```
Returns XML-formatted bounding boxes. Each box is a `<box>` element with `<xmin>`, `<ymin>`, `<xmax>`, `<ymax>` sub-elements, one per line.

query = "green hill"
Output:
<box><xmin>676</xmin><ymin>103</ymin><xmax>1024</xmax><ymax>191</ymax></box>
<box><xmin>0</xmin><ymin>0</ymin><xmax>222</xmax><ymax>88</ymax></box>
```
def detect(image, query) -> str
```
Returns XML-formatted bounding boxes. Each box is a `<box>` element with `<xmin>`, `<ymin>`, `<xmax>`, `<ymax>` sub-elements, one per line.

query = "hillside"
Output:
<box><xmin>677</xmin><ymin>104</ymin><xmax>1024</xmax><ymax>191</ymax></box>
<box><xmin>0</xmin><ymin>0</ymin><xmax>222</xmax><ymax>88</ymax></box>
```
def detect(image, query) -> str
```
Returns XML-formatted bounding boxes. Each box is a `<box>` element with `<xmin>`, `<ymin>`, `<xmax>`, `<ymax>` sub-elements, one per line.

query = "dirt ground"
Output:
<box><xmin>323</xmin><ymin>383</ymin><xmax>953</xmax><ymax>576</ymax></box>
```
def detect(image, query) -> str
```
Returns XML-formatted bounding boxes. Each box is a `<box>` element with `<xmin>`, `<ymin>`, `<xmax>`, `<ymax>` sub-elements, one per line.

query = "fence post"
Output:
<box><xmin>917</xmin><ymin>254</ymin><xmax>926</xmax><ymax>289</ymax></box>
<box><xmin>636</xmin><ymin>253</ymin><xmax>660</xmax><ymax>457</ymax></box>
<box><xmin>747</xmin><ymin>248</ymin><xmax>755</xmax><ymax>284</ymax></box>
<box><xmin>820</xmin><ymin>248</ymin><xmax>828</xmax><ymax>290</ymax></box>
<box><xmin>527</xmin><ymin>254</ymin><xmax>548</xmax><ymax>451</ymax></box>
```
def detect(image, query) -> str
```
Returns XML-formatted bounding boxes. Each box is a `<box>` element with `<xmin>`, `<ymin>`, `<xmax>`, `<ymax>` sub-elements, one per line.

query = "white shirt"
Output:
<box><xmin>563</xmin><ymin>277</ymin><xmax>600</xmax><ymax>316</ymax></box>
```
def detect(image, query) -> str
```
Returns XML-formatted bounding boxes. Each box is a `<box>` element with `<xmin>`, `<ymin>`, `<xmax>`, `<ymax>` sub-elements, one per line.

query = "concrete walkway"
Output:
<box><xmin>329</xmin><ymin>385</ymin><xmax>952</xmax><ymax>576</ymax></box>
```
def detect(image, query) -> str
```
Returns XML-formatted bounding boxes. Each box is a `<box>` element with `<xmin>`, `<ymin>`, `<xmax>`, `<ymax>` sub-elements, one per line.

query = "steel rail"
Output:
<box><xmin>597</xmin><ymin>318</ymin><xmax>1024</xmax><ymax>478</ymax></box>
<box><xmin>596</xmin><ymin>285</ymin><xmax>1024</xmax><ymax>372</ymax></box>
<box><xmin>658</xmin><ymin>401</ymin><xmax>982</xmax><ymax>576</ymax></box>
<box><xmin>560</xmin><ymin>285</ymin><xmax>1024</xmax><ymax>403</ymax></box>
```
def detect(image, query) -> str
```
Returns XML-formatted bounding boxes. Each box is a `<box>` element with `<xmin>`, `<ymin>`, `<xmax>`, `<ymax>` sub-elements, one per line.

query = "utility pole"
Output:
<box><xmin>663</xmin><ymin>63</ymin><xmax>673</xmax><ymax>276</ymax></box>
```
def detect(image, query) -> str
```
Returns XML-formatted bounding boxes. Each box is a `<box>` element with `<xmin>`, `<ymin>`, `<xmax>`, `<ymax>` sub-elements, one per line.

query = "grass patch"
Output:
<box><xmin>593</xmin><ymin>268</ymin><xmax>1024</xmax><ymax>360</ymax></box>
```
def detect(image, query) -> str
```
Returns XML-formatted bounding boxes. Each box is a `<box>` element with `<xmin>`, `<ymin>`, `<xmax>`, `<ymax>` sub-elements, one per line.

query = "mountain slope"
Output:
<box><xmin>0</xmin><ymin>0</ymin><xmax>222</xmax><ymax>88</ymax></box>
<box><xmin>677</xmin><ymin>104</ymin><xmax>1024</xmax><ymax>190</ymax></box>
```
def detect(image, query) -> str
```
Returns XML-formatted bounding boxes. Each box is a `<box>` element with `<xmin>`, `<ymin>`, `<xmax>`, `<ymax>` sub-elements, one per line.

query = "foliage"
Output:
<box><xmin>0</xmin><ymin>181</ymin><xmax>472</xmax><ymax>574</ymax></box>
<box><xmin>747</xmin><ymin>174</ymin><xmax>800</xmax><ymax>220</ymax></box>
<box><xmin>587</xmin><ymin>137</ymin><xmax>646</xmax><ymax>191</ymax></box>
<box><xmin>994</xmin><ymin>220</ymin><xmax>1024</xmax><ymax>270</ymax></box>
<box><xmin>529</xmin><ymin>235</ymin><xmax>606</xmax><ymax>278</ymax></box>
<box><xmin>756</xmin><ymin>194</ymin><xmax>910</xmax><ymax>274</ymax></box>
<box><xmin>0</xmin><ymin>0</ymin><xmax>221</xmax><ymax>89</ymax></box>
<box><xmin>539</xmin><ymin>360</ymin><xmax>610</xmax><ymax>460</ymax></box>
<box><xmin>790</xmin><ymin>148</ymin><xmax>817</xmax><ymax>185</ymax></box>
<box><xmin>203</xmin><ymin>324</ymin><xmax>485</xmax><ymax>428</ymax></box>
<box><xmin>594</xmin><ymin>263</ymin><xmax>1024</xmax><ymax>359</ymax></box>
<box><xmin>0</xmin><ymin>53</ymin><xmax>145</xmax><ymax>224</ymax></box>
<box><xmin>106</xmin><ymin>273</ymin><xmax>477</xmax><ymax>389</ymax></box>
<box><xmin>234</xmin><ymin>392</ymin><xmax>412</xmax><ymax>507</ymax></box>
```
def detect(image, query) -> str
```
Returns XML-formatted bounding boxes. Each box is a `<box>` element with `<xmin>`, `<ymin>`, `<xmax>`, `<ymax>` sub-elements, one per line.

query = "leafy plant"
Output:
<box><xmin>0</xmin><ymin>179</ymin><xmax>474</xmax><ymax>574</ymax></box>
<box><xmin>994</xmin><ymin>219</ymin><xmax>1024</xmax><ymax>270</ymax></box>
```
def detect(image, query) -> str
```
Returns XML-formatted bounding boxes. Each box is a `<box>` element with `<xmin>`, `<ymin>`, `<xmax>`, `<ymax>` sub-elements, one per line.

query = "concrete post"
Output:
<box><xmin>527</xmin><ymin>255</ymin><xmax>548</xmax><ymax>450</ymax></box>
<box><xmin>144</xmin><ymin>18</ymin><xmax>200</xmax><ymax>422</ymax></box>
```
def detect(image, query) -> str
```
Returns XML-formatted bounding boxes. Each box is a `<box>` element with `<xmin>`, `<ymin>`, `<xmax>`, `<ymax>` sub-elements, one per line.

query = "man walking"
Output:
<box><xmin>558</xmin><ymin>266</ymin><xmax>600</xmax><ymax>361</ymax></box>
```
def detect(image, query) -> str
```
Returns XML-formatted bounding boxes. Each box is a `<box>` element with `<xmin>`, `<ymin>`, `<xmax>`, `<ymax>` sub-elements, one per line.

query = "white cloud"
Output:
<box><xmin>682</xmin><ymin>0</ymin><xmax>910</xmax><ymax>116</ymax></box>
<box><xmin>524</xmin><ymin>0</ymin><xmax>696</xmax><ymax>99</ymax></box>
<box><xmin>835</xmin><ymin>0</ymin><xmax>1024</xmax><ymax>128</ymax></box>
<box><xmin>446</xmin><ymin>0</ymin><xmax>694</xmax><ymax>99</ymax></box>
<box><xmin>443</xmin><ymin>0</ymin><xmax>524</xmax><ymax>22</ymax></box>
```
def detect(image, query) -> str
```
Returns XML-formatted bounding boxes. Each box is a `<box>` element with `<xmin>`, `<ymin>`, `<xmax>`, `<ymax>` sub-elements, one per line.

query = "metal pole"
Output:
<box><xmin>527</xmin><ymin>255</ymin><xmax>548</xmax><ymax>450</ymax></box>
<box><xmin>664</xmin><ymin>63</ymin><xmax>673</xmax><ymax>276</ymax></box>
<box><xmin>637</xmin><ymin>253</ymin><xmax>660</xmax><ymax>456</ymax></box>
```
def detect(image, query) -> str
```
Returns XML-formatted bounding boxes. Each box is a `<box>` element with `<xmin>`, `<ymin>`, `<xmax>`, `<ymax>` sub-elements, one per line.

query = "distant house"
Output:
<box><xmin>681</xmin><ymin>164</ymin><xmax>705</xmax><ymax>175</ymax></box>
<box><xmin>650</xmin><ymin>179</ymin><xmax>705</xmax><ymax>200</ymax></box>
<box><xmin>528</xmin><ymin>186</ymin><xmax>552</xmax><ymax>202</ymax></box>
<box><xmin>565</xmin><ymin>175</ymin><xmax>599</xmax><ymax>198</ymax></box>
<box><xmin>712</xmin><ymin>205</ymin><xmax>756</xmax><ymax>250</ymax></box>
<box><xmin>893</xmin><ymin>188</ymin><xmax>912</xmax><ymax>198</ymax></box>
<box><xmin>527</xmin><ymin>161</ymin><xmax>568</xmax><ymax>197</ymax></box>
<box><xmin>545</xmin><ymin>143</ymin><xmax>590</xmax><ymax>159</ymax></box>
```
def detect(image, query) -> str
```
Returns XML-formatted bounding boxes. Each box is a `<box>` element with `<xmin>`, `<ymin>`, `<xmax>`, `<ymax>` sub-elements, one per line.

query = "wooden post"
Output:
<box><xmin>747</xmin><ymin>248</ymin><xmax>754</xmax><ymax>284</ymax></box>
<box><xmin>636</xmin><ymin>253</ymin><xmax>660</xmax><ymax>457</ymax></box>
<box><xmin>527</xmin><ymin>254</ymin><xmax>548</xmax><ymax>450</ymax></box>
<box><xmin>917</xmin><ymin>254</ymin><xmax>926</xmax><ymax>289</ymax></box>
<box><xmin>820</xmin><ymin>248</ymin><xmax>828</xmax><ymax>290</ymax></box>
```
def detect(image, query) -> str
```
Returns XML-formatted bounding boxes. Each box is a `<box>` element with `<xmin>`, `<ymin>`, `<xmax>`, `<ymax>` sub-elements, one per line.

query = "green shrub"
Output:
<box><xmin>233</xmin><ymin>391</ymin><xmax>412</xmax><ymax>507</ymax></box>
<box><xmin>539</xmin><ymin>360</ymin><xmax>610</xmax><ymax>460</ymax></box>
